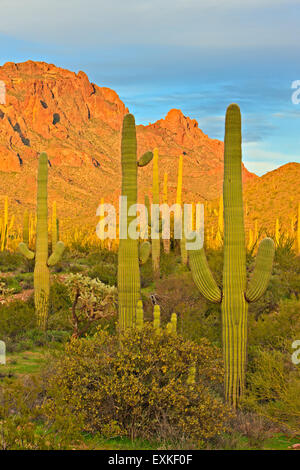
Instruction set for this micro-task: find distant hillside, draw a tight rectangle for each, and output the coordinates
[0,60,298,237]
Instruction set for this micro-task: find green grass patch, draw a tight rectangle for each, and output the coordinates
[0,348,46,379]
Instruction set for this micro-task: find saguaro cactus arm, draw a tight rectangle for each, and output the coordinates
[138,151,153,167]
[245,237,275,303]
[139,241,151,265]
[48,241,65,266]
[18,242,35,260]
[189,248,222,303]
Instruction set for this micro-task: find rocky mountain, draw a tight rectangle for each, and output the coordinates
[0,60,298,235]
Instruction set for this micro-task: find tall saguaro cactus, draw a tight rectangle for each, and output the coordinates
[152,148,160,277]
[23,209,29,246]
[118,114,153,329]
[162,173,170,253]
[19,153,65,330]
[176,155,188,264]
[187,104,274,408]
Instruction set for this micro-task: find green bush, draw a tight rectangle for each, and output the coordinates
[45,325,231,447]
[248,298,300,351]
[0,378,81,449]
[0,300,35,338]
[2,276,22,294]
[140,257,154,288]
[0,251,23,272]
[242,347,300,433]
[15,272,34,290]
[85,250,117,266]
[88,261,117,286]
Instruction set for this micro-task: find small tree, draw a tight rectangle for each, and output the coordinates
[64,274,117,338]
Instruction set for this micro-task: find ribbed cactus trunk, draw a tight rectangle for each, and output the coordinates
[187,104,274,408]
[152,148,160,278]
[222,105,247,407]
[163,173,170,253]
[118,114,140,329]
[117,114,153,329]
[19,153,65,331]
[34,153,50,331]
[51,201,57,250]
[1,196,8,252]
[23,209,29,246]
[216,195,224,247]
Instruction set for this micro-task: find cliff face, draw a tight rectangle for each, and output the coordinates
[3,60,297,234]
[0,60,128,172]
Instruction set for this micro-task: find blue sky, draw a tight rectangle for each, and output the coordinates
[0,0,300,175]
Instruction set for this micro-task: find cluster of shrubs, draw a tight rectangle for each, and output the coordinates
[0,236,299,448]
[0,325,231,449]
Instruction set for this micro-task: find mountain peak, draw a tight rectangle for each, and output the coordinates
[0,60,257,215]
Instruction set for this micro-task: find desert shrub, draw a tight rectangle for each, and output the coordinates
[155,272,221,345]
[15,272,34,290]
[85,249,117,266]
[63,273,117,337]
[274,236,296,269]
[249,298,300,351]
[49,280,71,314]
[155,272,202,320]
[140,258,154,288]
[180,303,222,346]
[88,261,117,286]
[45,325,231,447]
[0,251,23,272]
[0,378,81,450]
[5,329,70,353]
[205,248,223,286]
[242,347,300,433]
[160,252,185,278]
[0,280,15,300]
[247,249,300,319]
[211,411,275,450]
[2,276,22,294]
[0,300,35,339]
[68,263,86,274]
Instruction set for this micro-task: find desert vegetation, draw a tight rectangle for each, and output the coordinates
[0,105,299,450]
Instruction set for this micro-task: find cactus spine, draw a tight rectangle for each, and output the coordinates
[19,153,65,330]
[152,148,160,277]
[117,114,153,329]
[188,105,274,408]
